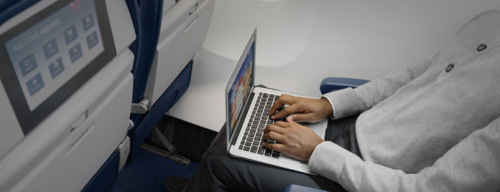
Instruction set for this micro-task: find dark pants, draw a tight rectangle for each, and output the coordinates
[184,115,360,192]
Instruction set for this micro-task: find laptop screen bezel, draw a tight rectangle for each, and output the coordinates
[225,28,257,151]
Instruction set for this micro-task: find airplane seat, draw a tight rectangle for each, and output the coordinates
[124,0,215,162]
[84,0,164,190]
[284,184,328,192]
[0,0,135,191]
[125,0,162,106]
[320,77,370,94]
[0,0,39,25]
[124,0,162,136]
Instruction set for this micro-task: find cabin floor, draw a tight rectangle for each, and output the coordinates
[111,116,217,192]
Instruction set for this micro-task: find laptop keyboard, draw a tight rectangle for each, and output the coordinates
[239,92,281,158]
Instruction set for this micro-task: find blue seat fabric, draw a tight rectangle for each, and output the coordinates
[320,77,369,94]
[0,0,39,25]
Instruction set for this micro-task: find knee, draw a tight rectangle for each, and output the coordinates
[203,155,230,175]
[195,155,237,191]
[197,140,231,173]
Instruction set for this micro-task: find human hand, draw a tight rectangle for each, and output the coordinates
[269,94,333,123]
[262,117,324,161]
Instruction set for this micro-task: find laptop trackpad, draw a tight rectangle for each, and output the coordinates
[301,119,327,139]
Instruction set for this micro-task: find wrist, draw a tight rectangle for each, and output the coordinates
[307,141,325,162]
[321,96,335,119]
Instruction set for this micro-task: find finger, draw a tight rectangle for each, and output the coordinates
[288,113,315,123]
[263,124,286,134]
[269,94,294,117]
[262,131,285,142]
[269,96,285,116]
[272,120,289,128]
[261,142,286,153]
[272,103,302,120]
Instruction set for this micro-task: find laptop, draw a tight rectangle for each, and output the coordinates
[225,28,328,174]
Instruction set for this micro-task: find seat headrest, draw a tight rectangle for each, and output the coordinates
[0,0,39,25]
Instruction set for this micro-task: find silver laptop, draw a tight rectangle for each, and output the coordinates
[225,28,328,174]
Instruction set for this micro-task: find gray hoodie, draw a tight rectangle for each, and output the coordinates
[311,10,500,192]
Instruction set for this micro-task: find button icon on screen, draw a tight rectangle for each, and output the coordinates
[49,58,65,79]
[19,53,38,76]
[87,31,99,50]
[69,44,83,63]
[82,14,95,32]
[43,39,59,59]
[26,73,45,96]
[64,25,78,45]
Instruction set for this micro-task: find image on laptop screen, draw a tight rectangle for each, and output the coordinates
[227,42,255,138]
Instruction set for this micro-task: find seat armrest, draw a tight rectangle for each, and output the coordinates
[320,77,369,94]
[283,184,328,192]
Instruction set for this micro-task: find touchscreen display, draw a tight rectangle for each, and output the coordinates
[5,0,103,111]
[0,0,115,134]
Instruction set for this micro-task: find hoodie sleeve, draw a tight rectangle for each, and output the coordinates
[323,60,431,119]
[308,117,500,192]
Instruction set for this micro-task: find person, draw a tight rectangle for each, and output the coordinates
[167,10,500,192]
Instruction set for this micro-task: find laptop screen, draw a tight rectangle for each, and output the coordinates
[226,30,256,144]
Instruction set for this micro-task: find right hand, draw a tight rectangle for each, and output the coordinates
[269,94,333,123]
[262,118,324,161]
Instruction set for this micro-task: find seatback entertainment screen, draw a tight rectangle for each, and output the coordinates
[0,0,116,134]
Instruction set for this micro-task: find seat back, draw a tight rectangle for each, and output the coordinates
[125,0,215,159]
[0,0,39,25]
[126,0,163,104]
[0,0,135,191]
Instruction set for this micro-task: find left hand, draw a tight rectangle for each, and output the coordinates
[269,94,332,123]
[262,117,324,162]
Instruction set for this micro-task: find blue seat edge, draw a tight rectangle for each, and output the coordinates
[320,77,369,94]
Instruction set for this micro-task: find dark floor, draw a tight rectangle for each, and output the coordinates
[109,116,217,192]
[110,147,198,192]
